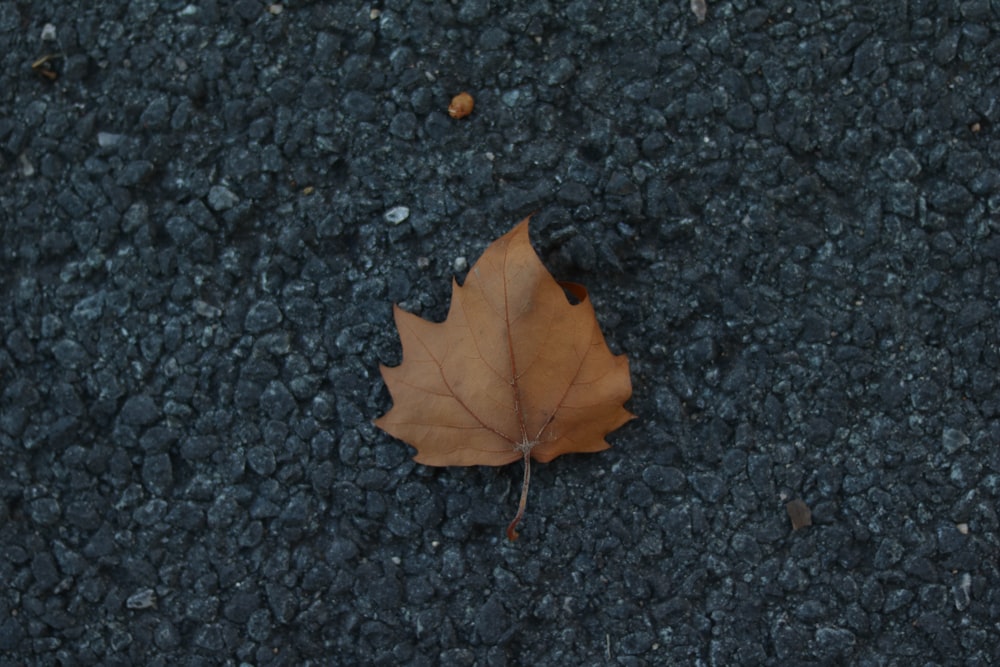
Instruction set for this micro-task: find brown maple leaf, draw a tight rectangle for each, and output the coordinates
[375,217,634,540]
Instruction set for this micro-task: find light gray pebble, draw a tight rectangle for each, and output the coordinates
[207,185,240,211]
[245,301,282,334]
[384,206,410,224]
[126,588,157,610]
[941,427,969,454]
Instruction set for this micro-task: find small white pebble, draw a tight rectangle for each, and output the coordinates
[956,523,969,535]
[126,588,157,610]
[453,256,468,272]
[41,23,57,41]
[384,206,410,224]
[268,3,283,14]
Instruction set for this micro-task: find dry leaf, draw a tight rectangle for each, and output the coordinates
[375,217,634,539]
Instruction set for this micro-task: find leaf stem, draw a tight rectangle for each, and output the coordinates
[506,449,531,541]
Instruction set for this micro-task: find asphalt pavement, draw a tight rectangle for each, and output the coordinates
[1,1,999,664]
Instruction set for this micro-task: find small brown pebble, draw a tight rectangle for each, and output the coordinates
[448,92,475,119]
[786,498,812,531]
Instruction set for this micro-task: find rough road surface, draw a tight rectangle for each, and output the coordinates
[2,2,999,665]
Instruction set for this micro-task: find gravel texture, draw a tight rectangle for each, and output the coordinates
[2,1,1000,665]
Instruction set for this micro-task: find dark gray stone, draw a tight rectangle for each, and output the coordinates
[342,90,375,119]
[260,381,296,420]
[141,452,173,495]
[27,498,61,526]
[247,445,276,476]
[881,148,921,179]
[120,395,160,426]
[690,472,725,503]
[0,2,18,32]
[116,160,154,186]
[51,339,89,368]
[544,57,576,86]
[642,465,686,493]
[140,96,170,130]
[620,631,654,655]
[474,596,508,644]
[245,301,283,334]
[180,435,221,461]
